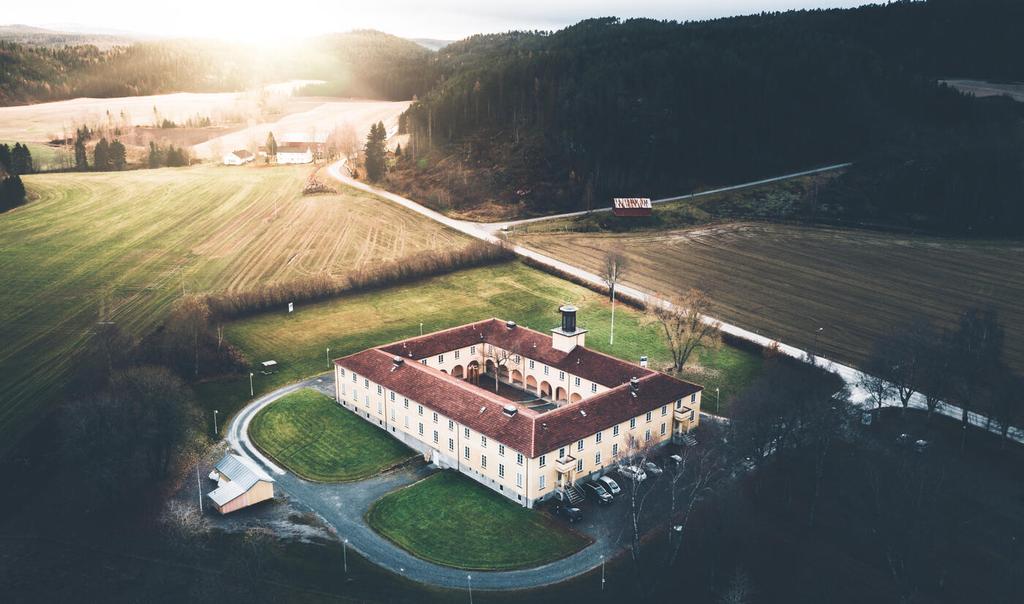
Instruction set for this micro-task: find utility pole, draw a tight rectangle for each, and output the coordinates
[213,409,219,436]
[249,372,255,397]
[196,465,203,513]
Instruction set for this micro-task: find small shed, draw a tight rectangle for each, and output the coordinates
[223,149,255,166]
[207,453,275,514]
[612,197,653,217]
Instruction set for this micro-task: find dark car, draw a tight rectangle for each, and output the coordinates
[552,504,584,523]
[584,481,613,504]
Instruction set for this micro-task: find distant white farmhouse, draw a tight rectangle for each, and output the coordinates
[222,149,255,166]
[276,143,314,165]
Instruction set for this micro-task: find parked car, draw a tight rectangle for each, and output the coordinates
[598,475,621,495]
[618,465,647,482]
[584,482,613,504]
[643,461,663,476]
[552,504,583,523]
[669,454,683,466]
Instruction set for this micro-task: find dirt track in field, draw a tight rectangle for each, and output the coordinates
[515,222,1024,372]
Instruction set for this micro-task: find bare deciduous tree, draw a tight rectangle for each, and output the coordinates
[648,289,721,372]
[601,251,628,302]
[483,342,518,393]
[166,295,211,378]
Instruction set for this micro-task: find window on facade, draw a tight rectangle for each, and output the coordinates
[404,398,409,409]
[645,429,651,442]
[630,418,637,429]
[481,455,487,468]
[691,393,697,403]
[418,405,423,416]
[340,369,346,378]
[498,444,505,456]
[517,472,523,487]
[577,439,584,452]
[544,366,549,375]
[676,399,683,409]
[660,423,666,436]
[481,436,487,448]
[558,447,565,458]
[529,360,535,369]
[448,419,454,430]
[389,392,395,401]
[575,376,581,387]
[661,405,668,416]
[646,411,652,422]
[595,451,601,465]
[576,458,583,472]
[559,371,565,381]
[612,443,619,457]
[432,412,438,423]
[613,425,620,436]
[404,416,409,428]
[470,345,476,354]
[377,385,382,395]
[499,464,505,478]
[352,373,357,383]
[377,401,382,414]
[539,455,546,467]
[539,475,546,489]
[591,383,598,393]
[418,423,424,436]
[438,354,444,363]
[596,431,602,444]
[514,355,520,364]
[464,427,470,438]
[433,430,439,443]
[464,447,470,460]
[449,438,455,451]
[420,359,427,365]
[390,408,395,421]
[516,452,524,465]
[363,378,368,388]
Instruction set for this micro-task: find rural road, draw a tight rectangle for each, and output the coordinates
[225,374,625,591]
[326,159,1024,444]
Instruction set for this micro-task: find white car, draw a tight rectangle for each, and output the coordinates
[618,465,648,482]
[598,475,621,495]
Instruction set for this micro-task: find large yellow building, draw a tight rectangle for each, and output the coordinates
[334,306,702,508]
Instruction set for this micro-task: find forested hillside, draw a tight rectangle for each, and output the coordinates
[0,31,431,105]
[392,0,1024,233]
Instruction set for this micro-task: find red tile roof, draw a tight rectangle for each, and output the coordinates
[337,318,703,457]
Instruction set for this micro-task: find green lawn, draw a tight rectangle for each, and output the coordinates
[249,389,414,482]
[198,261,764,431]
[367,471,591,570]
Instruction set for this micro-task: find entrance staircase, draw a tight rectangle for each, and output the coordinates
[563,483,585,505]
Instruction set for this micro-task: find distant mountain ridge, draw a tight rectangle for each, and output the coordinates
[0,24,136,48]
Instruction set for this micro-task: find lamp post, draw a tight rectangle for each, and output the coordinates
[467,574,473,604]
[813,326,824,363]
[249,372,254,397]
[327,346,331,370]
[600,554,606,591]
[609,286,616,346]
[213,409,219,436]
[715,387,720,415]
[343,538,348,575]
[420,322,424,336]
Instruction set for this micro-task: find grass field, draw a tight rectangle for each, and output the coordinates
[249,389,413,482]
[0,164,470,453]
[366,471,591,570]
[198,262,761,433]
[513,222,1024,373]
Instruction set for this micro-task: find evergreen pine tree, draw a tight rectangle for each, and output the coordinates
[110,140,127,170]
[93,138,110,171]
[364,122,388,182]
[0,144,12,173]
[395,143,402,157]
[74,137,89,171]
[11,143,33,174]
[1,175,27,211]
[148,142,161,168]
[266,132,278,158]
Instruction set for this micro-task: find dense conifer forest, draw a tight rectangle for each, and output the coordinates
[394,0,1024,234]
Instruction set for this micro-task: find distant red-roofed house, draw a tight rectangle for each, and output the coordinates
[612,197,653,217]
[333,306,702,508]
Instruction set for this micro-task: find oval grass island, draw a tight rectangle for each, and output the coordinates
[249,389,415,482]
[366,471,592,571]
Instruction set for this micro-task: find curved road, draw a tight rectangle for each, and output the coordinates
[226,375,624,590]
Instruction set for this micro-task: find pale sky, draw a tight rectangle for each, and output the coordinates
[7,1,869,41]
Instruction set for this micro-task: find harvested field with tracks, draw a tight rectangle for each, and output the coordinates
[514,223,1024,372]
[0,164,469,450]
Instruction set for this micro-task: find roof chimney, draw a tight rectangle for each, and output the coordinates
[559,305,578,333]
[629,376,640,398]
[392,356,405,370]
[502,404,518,417]
[506,321,517,329]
